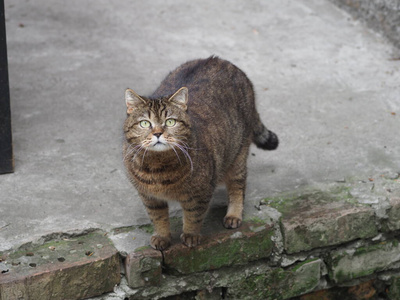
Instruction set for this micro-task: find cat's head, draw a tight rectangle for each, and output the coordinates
[123,87,191,152]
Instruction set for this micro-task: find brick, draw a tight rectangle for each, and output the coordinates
[328,239,400,283]
[265,190,378,254]
[125,247,162,289]
[0,231,120,300]
[228,259,322,300]
[163,222,275,275]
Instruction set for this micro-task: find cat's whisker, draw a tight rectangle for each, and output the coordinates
[124,143,141,161]
[170,144,183,165]
[171,142,193,172]
[128,144,142,153]
[173,137,202,151]
[140,147,149,169]
[128,144,147,163]
[130,148,142,162]
[171,137,189,148]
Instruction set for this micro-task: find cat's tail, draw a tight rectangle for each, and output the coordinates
[253,114,279,150]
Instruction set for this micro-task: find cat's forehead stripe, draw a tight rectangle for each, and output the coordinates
[147,99,170,119]
[160,103,167,116]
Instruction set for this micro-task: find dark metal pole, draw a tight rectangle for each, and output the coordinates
[0,0,14,174]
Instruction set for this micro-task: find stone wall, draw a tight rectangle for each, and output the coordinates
[328,0,400,51]
[116,173,400,300]
[1,173,399,300]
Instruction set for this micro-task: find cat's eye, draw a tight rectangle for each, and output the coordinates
[139,120,151,128]
[165,119,176,127]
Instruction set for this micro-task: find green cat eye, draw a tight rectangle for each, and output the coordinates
[139,120,151,128]
[165,119,176,127]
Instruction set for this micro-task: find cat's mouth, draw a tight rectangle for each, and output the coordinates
[147,134,169,151]
[151,141,170,152]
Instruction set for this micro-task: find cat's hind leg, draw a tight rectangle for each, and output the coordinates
[223,146,250,229]
[141,195,171,250]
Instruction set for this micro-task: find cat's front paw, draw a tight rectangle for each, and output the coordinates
[150,235,171,250]
[180,233,201,247]
[223,216,242,229]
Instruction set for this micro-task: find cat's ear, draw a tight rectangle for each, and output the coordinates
[168,87,188,111]
[125,88,146,114]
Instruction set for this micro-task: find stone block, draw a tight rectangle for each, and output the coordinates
[0,231,120,300]
[125,246,162,289]
[264,190,378,254]
[387,197,400,231]
[227,259,322,300]
[163,222,275,275]
[388,274,400,300]
[328,239,400,283]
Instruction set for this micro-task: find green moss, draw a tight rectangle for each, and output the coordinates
[334,270,346,283]
[330,239,400,283]
[112,225,136,234]
[244,236,273,258]
[334,268,376,283]
[245,216,267,225]
[232,272,282,300]
[165,228,274,275]
[134,245,153,253]
[284,260,321,298]
[353,241,393,257]
[354,246,373,256]
[353,269,375,279]
[329,253,345,269]
[170,237,244,274]
[230,260,320,299]
[8,232,104,260]
[330,249,374,282]
[262,186,355,218]
[267,184,378,254]
[5,231,114,270]
[138,224,154,235]
[291,258,319,272]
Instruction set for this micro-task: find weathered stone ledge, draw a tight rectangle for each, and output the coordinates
[1,173,399,299]
[0,231,120,300]
[111,173,400,300]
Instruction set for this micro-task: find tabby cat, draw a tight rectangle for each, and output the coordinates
[123,57,278,250]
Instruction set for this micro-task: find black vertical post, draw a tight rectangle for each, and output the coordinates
[0,0,14,174]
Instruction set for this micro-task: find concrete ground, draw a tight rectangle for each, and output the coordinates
[1,0,399,252]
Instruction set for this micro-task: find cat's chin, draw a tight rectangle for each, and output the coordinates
[150,143,170,152]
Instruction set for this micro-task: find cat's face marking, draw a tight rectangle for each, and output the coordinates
[124,87,190,153]
[137,116,179,152]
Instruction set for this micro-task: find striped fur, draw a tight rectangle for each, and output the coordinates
[123,57,278,250]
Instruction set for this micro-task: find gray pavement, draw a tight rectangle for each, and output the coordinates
[1,0,399,252]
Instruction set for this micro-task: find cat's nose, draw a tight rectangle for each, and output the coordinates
[153,132,162,138]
